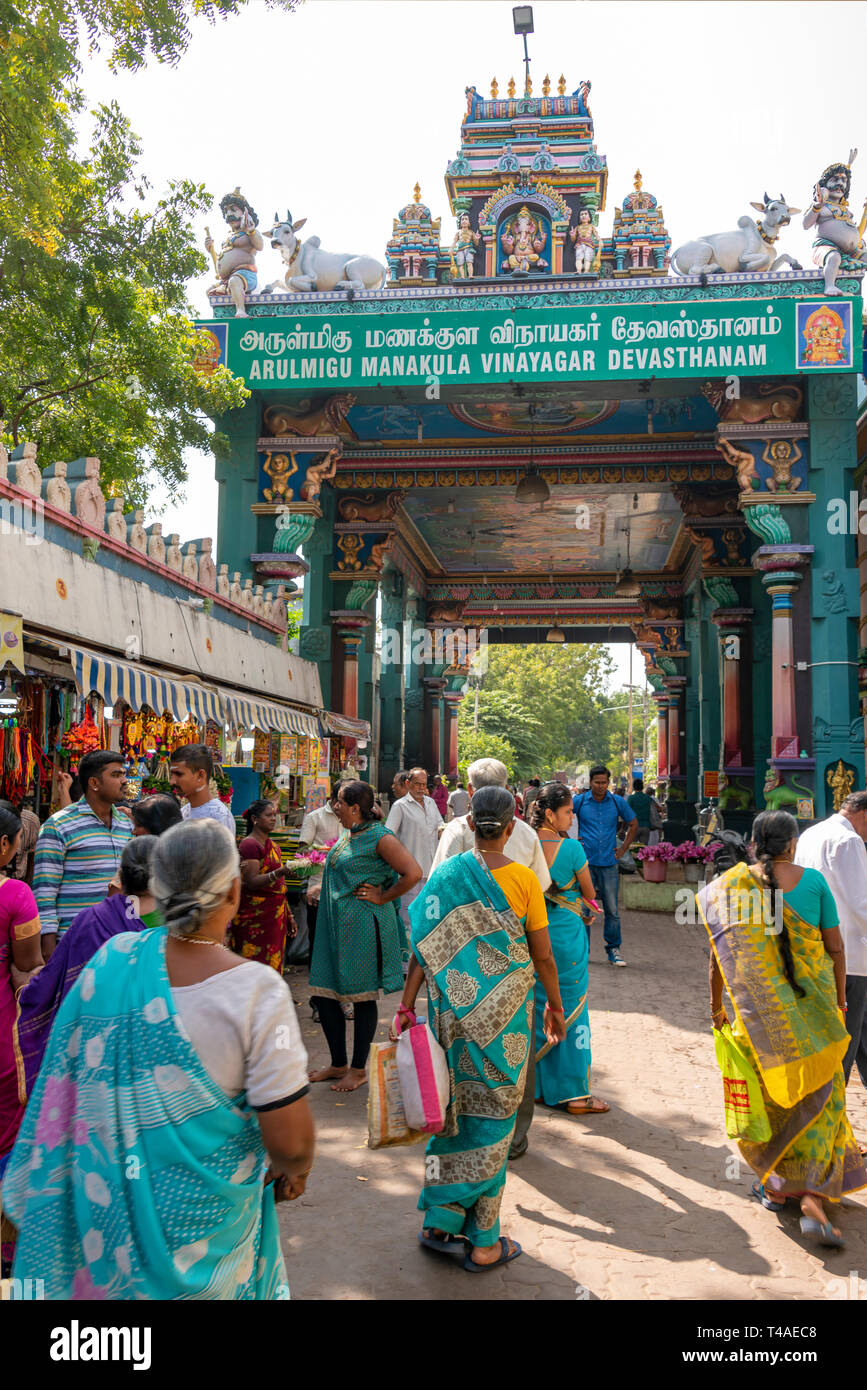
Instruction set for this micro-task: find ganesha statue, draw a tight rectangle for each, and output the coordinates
[500,206,548,274]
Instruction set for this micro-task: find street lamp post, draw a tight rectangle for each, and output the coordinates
[512,5,534,96]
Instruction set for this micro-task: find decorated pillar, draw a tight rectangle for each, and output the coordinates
[334,624,365,719]
[378,572,406,791]
[807,374,862,810]
[424,678,446,775]
[652,693,668,781]
[664,679,686,777]
[717,415,817,813]
[742,500,815,811]
[403,595,425,768]
[443,691,463,781]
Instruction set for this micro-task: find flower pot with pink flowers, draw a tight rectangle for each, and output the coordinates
[673,840,714,883]
[635,840,677,882]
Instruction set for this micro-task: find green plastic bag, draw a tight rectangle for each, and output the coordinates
[713,1023,772,1142]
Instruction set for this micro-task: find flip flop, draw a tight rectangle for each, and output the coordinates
[799,1216,845,1249]
[418,1230,469,1255]
[463,1237,522,1272]
[565,1097,610,1116]
[751,1181,786,1212]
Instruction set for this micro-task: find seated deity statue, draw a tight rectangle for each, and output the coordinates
[500,207,548,274]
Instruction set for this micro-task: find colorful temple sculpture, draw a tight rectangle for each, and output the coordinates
[194,56,866,829]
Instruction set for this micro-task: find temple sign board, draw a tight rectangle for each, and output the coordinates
[199,295,861,390]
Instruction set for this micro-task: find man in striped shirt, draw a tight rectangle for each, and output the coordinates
[33,750,133,958]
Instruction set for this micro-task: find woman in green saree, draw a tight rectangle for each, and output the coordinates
[308,781,421,1093]
[399,786,566,1272]
[699,810,866,1249]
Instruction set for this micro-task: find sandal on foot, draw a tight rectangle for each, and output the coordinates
[799,1216,845,1249]
[418,1230,469,1255]
[463,1237,522,1272]
[752,1182,786,1212]
[565,1096,610,1116]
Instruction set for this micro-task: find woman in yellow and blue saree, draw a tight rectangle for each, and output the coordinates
[698,810,866,1249]
[400,786,567,1273]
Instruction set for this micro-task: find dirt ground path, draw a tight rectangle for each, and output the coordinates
[277,909,867,1300]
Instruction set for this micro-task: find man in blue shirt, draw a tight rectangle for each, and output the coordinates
[573,764,638,967]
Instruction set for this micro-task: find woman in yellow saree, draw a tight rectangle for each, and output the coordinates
[699,810,866,1248]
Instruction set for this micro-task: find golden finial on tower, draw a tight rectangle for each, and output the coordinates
[507,76,516,98]
[634,169,643,192]
[525,75,532,97]
[490,77,498,98]
[413,182,422,203]
[558,74,566,95]
[542,74,551,97]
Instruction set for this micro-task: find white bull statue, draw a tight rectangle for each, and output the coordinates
[266,212,387,294]
[671,194,802,276]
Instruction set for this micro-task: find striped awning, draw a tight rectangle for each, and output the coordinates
[217,687,320,738]
[319,710,371,740]
[66,643,223,725]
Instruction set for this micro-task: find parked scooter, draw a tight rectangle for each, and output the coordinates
[693,799,749,880]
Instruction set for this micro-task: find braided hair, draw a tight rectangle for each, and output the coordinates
[752,810,804,999]
[528,781,572,832]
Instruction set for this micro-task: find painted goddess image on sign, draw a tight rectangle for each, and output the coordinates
[796,301,852,368]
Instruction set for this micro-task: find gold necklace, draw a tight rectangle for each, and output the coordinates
[170,934,224,948]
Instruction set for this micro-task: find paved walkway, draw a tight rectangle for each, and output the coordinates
[277,909,867,1300]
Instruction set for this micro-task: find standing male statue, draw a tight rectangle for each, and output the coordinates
[803,152,867,295]
[205,189,263,318]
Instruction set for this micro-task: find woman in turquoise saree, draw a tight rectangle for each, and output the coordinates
[400,786,566,1272]
[3,819,315,1299]
[529,782,610,1116]
[700,811,866,1250]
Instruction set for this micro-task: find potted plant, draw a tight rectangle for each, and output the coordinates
[635,840,676,882]
[673,840,713,883]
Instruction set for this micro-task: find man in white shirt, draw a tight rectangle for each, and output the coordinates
[447,781,470,821]
[299,792,341,954]
[795,791,867,1091]
[430,757,552,1162]
[432,759,551,890]
[385,766,443,937]
[169,744,237,834]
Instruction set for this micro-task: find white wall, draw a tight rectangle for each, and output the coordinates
[6,526,323,708]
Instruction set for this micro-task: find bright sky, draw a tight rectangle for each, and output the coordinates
[79,0,865,691]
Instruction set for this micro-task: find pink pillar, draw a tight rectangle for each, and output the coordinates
[654,695,669,780]
[444,694,462,780]
[711,612,752,769]
[338,630,363,719]
[762,572,801,758]
[667,693,681,776]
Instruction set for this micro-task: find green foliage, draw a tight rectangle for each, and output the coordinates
[457,689,543,781]
[476,644,617,776]
[0,0,298,500]
[457,731,517,785]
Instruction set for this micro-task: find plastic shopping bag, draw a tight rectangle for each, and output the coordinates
[367,1041,428,1149]
[395,1013,450,1135]
[713,1023,771,1142]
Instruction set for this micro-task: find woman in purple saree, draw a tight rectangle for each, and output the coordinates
[15,836,161,1099]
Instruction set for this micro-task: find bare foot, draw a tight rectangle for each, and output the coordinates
[309,1065,348,1084]
[331,1067,367,1092]
[801,1193,840,1238]
[470,1236,519,1266]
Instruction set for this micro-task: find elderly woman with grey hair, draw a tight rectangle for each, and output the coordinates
[4,819,315,1300]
